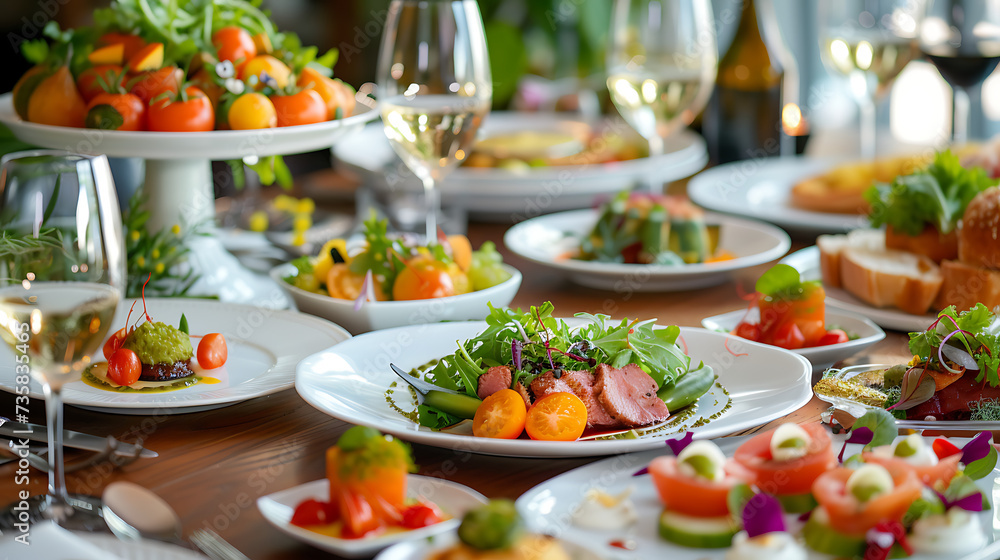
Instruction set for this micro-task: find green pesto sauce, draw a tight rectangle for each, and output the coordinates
[122,321,193,364]
[385,380,420,423]
[82,366,203,393]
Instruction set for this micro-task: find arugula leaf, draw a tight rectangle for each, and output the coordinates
[909,304,1000,386]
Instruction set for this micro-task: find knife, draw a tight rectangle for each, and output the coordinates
[0,419,157,459]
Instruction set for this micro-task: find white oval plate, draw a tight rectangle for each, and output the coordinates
[701,307,886,373]
[375,531,605,560]
[0,298,350,414]
[295,322,812,458]
[503,210,791,292]
[257,475,487,558]
[0,521,206,560]
[688,156,870,237]
[780,246,937,332]
[270,264,522,335]
[333,114,708,220]
[515,434,997,560]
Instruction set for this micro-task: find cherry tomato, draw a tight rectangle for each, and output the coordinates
[270,89,327,127]
[392,258,456,301]
[86,92,145,131]
[732,321,761,342]
[108,348,141,386]
[103,328,127,361]
[241,54,291,89]
[77,64,125,102]
[147,87,214,132]
[212,26,257,67]
[290,498,338,527]
[227,92,276,130]
[97,32,146,61]
[771,322,805,350]
[128,66,183,104]
[932,438,962,459]
[197,333,227,369]
[525,392,588,441]
[400,502,443,529]
[472,389,526,439]
[297,67,356,119]
[817,328,849,346]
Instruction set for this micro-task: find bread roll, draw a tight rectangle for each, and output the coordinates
[936,259,1000,311]
[958,186,1000,269]
[817,230,885,289]
[840,245,942,315]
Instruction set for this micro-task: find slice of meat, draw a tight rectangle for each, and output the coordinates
[530,370,619,429]
[139,359,195,382]
[594,363,670,427]
[476,366,512,400]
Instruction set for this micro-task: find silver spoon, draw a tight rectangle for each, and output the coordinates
[102,481,183,544]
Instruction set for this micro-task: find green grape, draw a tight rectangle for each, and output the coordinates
[468,242,510,290]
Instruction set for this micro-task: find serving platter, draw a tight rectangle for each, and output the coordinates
[503,210,791,291]
[295,321,812,458]
[0,298,350,414]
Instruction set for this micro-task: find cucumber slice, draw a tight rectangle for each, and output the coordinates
[802,509,866,557]
[423,390,481,419]
[774,492,818,513]
[668,218,712,264]
[658,509,739,548]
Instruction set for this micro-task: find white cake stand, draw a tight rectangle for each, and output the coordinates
[0,93,378,306]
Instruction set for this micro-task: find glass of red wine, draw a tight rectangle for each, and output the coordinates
[920,0,1000,145]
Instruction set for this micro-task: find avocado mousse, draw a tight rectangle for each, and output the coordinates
[121,321,195,381]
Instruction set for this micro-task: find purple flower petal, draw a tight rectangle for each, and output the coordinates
[838,427,874,462]
[511,340,523,372]
[961,432,993,464]
[632,466,649,477]
[743,493,786,537]
[935,489,984,512]
[666,432,694,456]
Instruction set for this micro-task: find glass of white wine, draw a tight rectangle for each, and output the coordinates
[819,0,922,158]
[376,0,492,242]
[0,151,125,529]
[607,0,717,186]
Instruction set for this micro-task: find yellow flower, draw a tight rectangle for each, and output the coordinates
[292,233,306,246]
[152,249,160,259]
[296,198,315,214]
[171,224,181,235]
[293,215,311,232]
[130,230,141,242]
[249,211,269,232]
[137,256,146,267]
[273,195,296,212]
[155,263,165,274]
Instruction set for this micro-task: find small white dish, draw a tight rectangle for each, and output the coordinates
[375,531,606,560]
[503,210,790,292]
[257,475,487,558]
[270,263,522,334]
[701,307,886,373]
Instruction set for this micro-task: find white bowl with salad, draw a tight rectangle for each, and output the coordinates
[272,214,521,334]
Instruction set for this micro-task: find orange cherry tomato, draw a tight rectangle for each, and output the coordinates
[212,26,257,67]
[26,66,86,128]
[228,92,277,130]
[861,452,961,489]
[77,64,125,102]
[297,67,356,119]
[524,392,588,441]
[197,333,227,369]
[392,258,456,301]
[270,89,327,127]
[107,348,141,386]
[649,456,743,518]
[241,54,291,89]
[732,423,836,497]
[102,327,127,361]
[812,464,922,536]
[128,66,183,104]
[472,389,526,439]
[86,92,145,131]
[97,32,146,61]
[147,87,214,132]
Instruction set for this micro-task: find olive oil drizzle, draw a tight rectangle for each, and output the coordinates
[82,365,215,393]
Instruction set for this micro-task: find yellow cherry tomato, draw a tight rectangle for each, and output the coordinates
[228,92,277,130]
[240,55,291,89]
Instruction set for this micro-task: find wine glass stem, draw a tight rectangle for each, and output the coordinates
[953,86,970,145]
[421,176,439,243]
[644,135,665,194]
[42,381,69,508]
[859,94,877,160]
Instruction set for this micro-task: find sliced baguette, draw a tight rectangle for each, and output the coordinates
[817,229,885,289]
[840,245,942,315]
[935,259,1000,312]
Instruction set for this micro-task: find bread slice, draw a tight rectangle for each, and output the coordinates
[936,259,1000,311]
[817,229,885,289]
[840,244,942,315]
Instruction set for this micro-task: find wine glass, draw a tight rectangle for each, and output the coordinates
[607,0,717,177]
[920,0,1000,145]
[818,0,922,158]
[0,150,125,529]
[376,0,492,242]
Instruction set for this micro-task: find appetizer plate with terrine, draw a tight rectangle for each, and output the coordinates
[503,210,791,292]
[295,322,812,458]
[0,298,351,414]
[781,246,937,332]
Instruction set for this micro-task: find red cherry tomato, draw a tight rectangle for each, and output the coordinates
[197,333,228,369]
[732,321,762,342]
[212,26,257,67]
[270,89,327,127]
[147,87,214,132]
[290,498,338,527]
[400,502,443,529]
[77,64,125,102]
[932,438,962,459]
[86,92,145,131]
[108,348,141,386]
[771,322,805,350]
[817,328,849,346]
[128,66,183,104]
[102,328,127,361]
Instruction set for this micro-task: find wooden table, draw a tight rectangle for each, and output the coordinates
[0,222,912,559]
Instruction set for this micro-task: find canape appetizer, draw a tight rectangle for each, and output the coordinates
[430,500,569,560]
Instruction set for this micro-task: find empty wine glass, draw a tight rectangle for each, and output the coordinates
[0,150,125,530]
[376,0,492,242]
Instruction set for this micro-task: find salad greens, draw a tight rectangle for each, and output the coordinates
[909,304,1000,387]
[865,150,997,236]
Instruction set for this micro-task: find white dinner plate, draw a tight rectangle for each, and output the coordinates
[295,321,812,458]
[503,210,791,292]
[333,114,708,221]
[0,522,206,559]
[0,298,350,414]
[780,246,937,332]
[375,531,605,560]
[257,475,487,558]
[688,156,870,236]
[516,434,998,560]
[701,307,885,373]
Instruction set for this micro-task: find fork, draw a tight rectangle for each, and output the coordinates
[190,529,250,560]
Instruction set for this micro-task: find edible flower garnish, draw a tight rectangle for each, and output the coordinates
[634,431,695,476]
[838,409,896,462]
[865,521,912,560]
[960,432,998,480]
[838,427,873,463]
[742,493,785,538]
